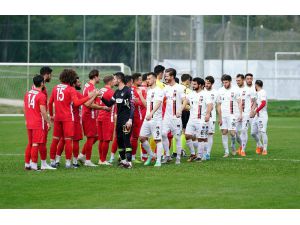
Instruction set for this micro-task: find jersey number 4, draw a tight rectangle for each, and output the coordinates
[56,87,65,101]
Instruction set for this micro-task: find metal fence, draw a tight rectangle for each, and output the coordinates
[1,15,300,99]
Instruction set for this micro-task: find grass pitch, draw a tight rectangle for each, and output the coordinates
[0,115,299,209]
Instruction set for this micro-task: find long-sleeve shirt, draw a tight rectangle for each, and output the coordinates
[101,85,134,122]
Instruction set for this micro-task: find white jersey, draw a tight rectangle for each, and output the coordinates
[217,86,240,117]
[146,86,164,121]
[238,85,256,115]
[164,83,186,119]
[187,90,212,122]
[256,89,268,117]
[205,88,218,122]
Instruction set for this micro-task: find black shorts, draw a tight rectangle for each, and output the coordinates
[181,110,190,129]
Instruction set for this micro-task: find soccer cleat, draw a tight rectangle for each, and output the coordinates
[108,158,114,164]
[50,161,57,168]
[171,152,177,158]
[195,157,202,162]
[181,150,187,157]
[24,166,31,171]
[205,153,210,160]
[78,155,86,164]
[41,164,57,170]
[154,161,161,167]
[133,159,142,164]
[241,150,246,157]
[55,162,60,167]
[223,153,229,158]
[161,156,172,164]
[72,163,80,168]
[98,160,112,166]
[175,158,181,165]
[231,149,237,156]
[84,161,98,167]
[144,156,152,166]
[187,154,197,162]
[256,147,263,154]
[238,146,242,156]
[262,150,268,155]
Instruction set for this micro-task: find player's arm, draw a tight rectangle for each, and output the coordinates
[177,97,187,118]
[217,102,222,125]
[71,88,97,107]
[238,97,243,122]
[136,88,146,107]
[100,91,116,107]
[40,105,51,130]
[125,89,135,130]
[48,91,54,121]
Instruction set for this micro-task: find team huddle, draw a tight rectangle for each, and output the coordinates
[23,65,268,170]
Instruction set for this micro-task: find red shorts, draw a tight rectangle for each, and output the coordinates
[27,129,46,144]
[53,121,74,138]
[132,117,143,138]
[74,121,83,141]
[97,120,114,141]
[82,117,97,138]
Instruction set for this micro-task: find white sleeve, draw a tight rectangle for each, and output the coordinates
[180,85,186,99]
[260,90,267,101]
[206,92,212,104]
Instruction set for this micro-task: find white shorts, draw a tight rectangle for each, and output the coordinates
[139,119,162,140]
[208,120,216,134]
[251,115,268,133]
[186,120,208,139]
[220,115,238,131]
[237,114,250,131]
[162,117,182,137]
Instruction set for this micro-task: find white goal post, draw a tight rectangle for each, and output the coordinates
[274,52,300,100]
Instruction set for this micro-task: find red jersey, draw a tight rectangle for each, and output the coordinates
[97,85,115,123]
[24,88,47,130]
[131,85,145,121]
[82,82,99,119]
[139,84,147,118]
[73,91,83,123]
[49,83,89,122]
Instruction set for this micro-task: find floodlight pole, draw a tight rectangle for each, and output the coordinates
[195,15,204,78]
[27,15,31,91]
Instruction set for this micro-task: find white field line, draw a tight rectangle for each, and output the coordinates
[0,153,299,163]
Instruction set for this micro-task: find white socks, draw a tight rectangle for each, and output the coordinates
[231,135,236,151]
[73,157,78,165]
[142,140,153,157]
[186,139,194,155]
[55,155,61,163]
[175,135,182,159]
[222,135,229,154]
[41,160,47,167]
[156,142,163,163]
[66,160,71,167]
[110,153,115,160]
[162,134,170,157]
[261,132,268,151]
[207,135,213,155]
[240,130,248,151]
[197,142,204,158]
[251,132,262,147]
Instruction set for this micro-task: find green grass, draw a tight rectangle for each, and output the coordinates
[0,116,299,208]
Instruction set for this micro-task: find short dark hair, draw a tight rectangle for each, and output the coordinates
[124,75,132,85]
[103,75,114,84]
[114,72,125,83]
[245,73,253,78]
[33,75,44,87]
[175,77,179,84]
[154,65,165,75]
[236,74,245,79]
[205,75,215,84]
[40,66,52,76]
[89,69,99,80]
[147,72,157,78]
[255,80,263,87]
[165,68,177,78]
[142,73,148,81]
[181,74,192,82]
[60,69,77,85]
[132,73,141,82]
[192,77,205,86]
[71,76,80,85]
[221,74,232,82]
